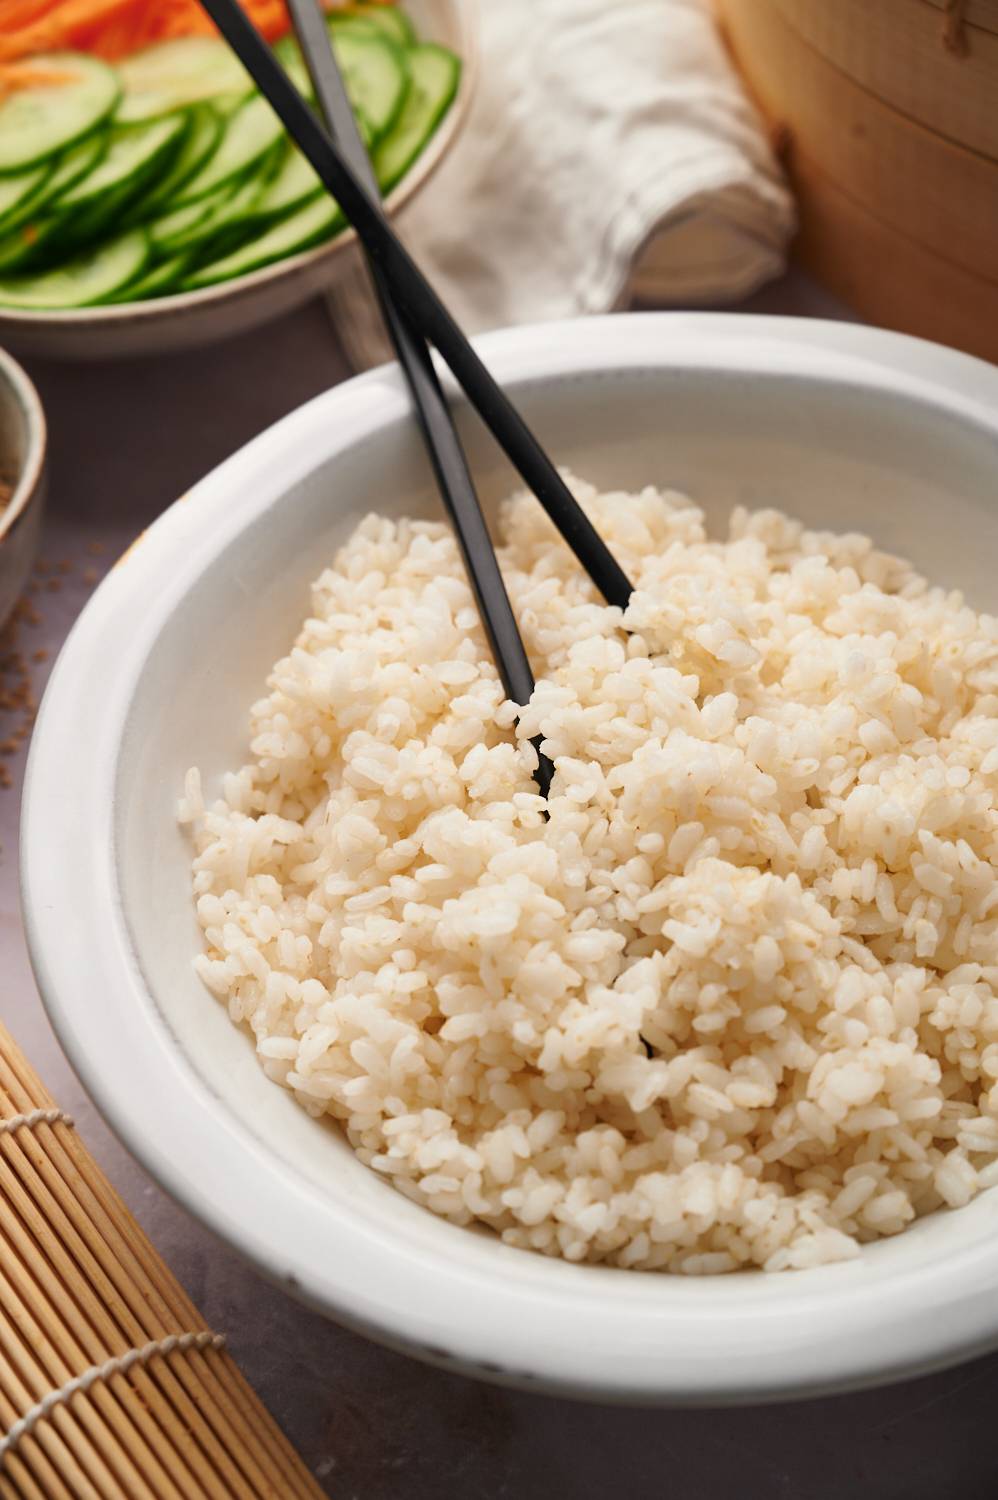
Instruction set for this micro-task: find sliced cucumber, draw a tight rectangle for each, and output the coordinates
[173,94,284,204]
[253,143,322,218]
[0,162,54,235]
[168,147,282,260]
[326,13,383,38]
[117,37,253,123]
[29,133,108,207]
[349,6,416,46]
[128,105,222,219]
[108,252,188,302]
[184,192,343,288]
[149,182,237,254]
[55,115,187,214]
[373,44,459,193]
[0,200,93,272]
[0,54,119,172]
[214,92,249,118]
[0,229,149,309]
[273,34,314,99]
[0,193,115,271]
[315,24,409,139]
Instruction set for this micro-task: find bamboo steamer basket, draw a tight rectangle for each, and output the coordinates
[793,154,998,358]
[767,0,998,158]
[715,0,998,363]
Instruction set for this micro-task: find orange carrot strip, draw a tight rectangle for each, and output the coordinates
[0,0,387,65]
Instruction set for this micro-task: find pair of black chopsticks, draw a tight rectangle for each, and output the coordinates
[199,0,636,793]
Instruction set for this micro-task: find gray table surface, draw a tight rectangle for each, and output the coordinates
[4,280,998,1500]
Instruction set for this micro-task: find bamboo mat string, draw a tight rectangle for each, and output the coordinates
[0,1112,72,1136]
[0,1022,327,1500]
[1,1332,226,1460]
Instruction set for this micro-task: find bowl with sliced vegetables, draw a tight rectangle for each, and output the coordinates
[0,1,475,359]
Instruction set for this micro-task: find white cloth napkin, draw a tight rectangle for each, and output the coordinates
[326,0,795,368]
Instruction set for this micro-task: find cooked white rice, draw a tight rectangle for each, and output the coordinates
[182,475,998,1273]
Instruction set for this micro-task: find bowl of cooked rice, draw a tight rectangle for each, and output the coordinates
[22,313,998,1402]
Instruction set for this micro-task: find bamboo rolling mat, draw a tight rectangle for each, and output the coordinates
[0,1020,327,1500]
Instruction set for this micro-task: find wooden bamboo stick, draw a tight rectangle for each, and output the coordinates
[0,1022,328,1499]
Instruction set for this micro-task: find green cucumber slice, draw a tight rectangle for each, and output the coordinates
[184,192,343,288]
[173,94,284,204]
[148,182,237,253]
[168,146,282,259]
[128,105,222,219]
[0,134,112,269]
[0,164,51,220]
[306,24,408,139]
[0,53,120,172]
[252,143,322,218]
[108,252,188,302]
[117,37,253,123]
[0,228,149,308]
[273,34,314,98]
[0,207,72,271]
[55,115,187,213]
[29,133,108,207]
[373,44,459,193]
[0,161,54,235]
[349,6,416,46]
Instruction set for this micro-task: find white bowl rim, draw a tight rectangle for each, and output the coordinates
[21,312,998,1405]
[0,343,46,542]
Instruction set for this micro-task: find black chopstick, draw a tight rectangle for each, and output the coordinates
[198,0,635,611]
[284,0,552,796]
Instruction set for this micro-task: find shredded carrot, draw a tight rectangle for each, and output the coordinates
[0,0,387,65]
[0,60,82,97]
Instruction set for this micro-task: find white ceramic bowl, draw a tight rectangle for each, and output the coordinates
[0,344,46,629]
[0,0,475,362]
[22,314,998,1404]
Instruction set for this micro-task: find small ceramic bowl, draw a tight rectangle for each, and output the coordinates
[0,0,476,362]
[21,314,998,1404]
[0,345,46,630]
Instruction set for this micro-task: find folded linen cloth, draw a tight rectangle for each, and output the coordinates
[326,0,795,368]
